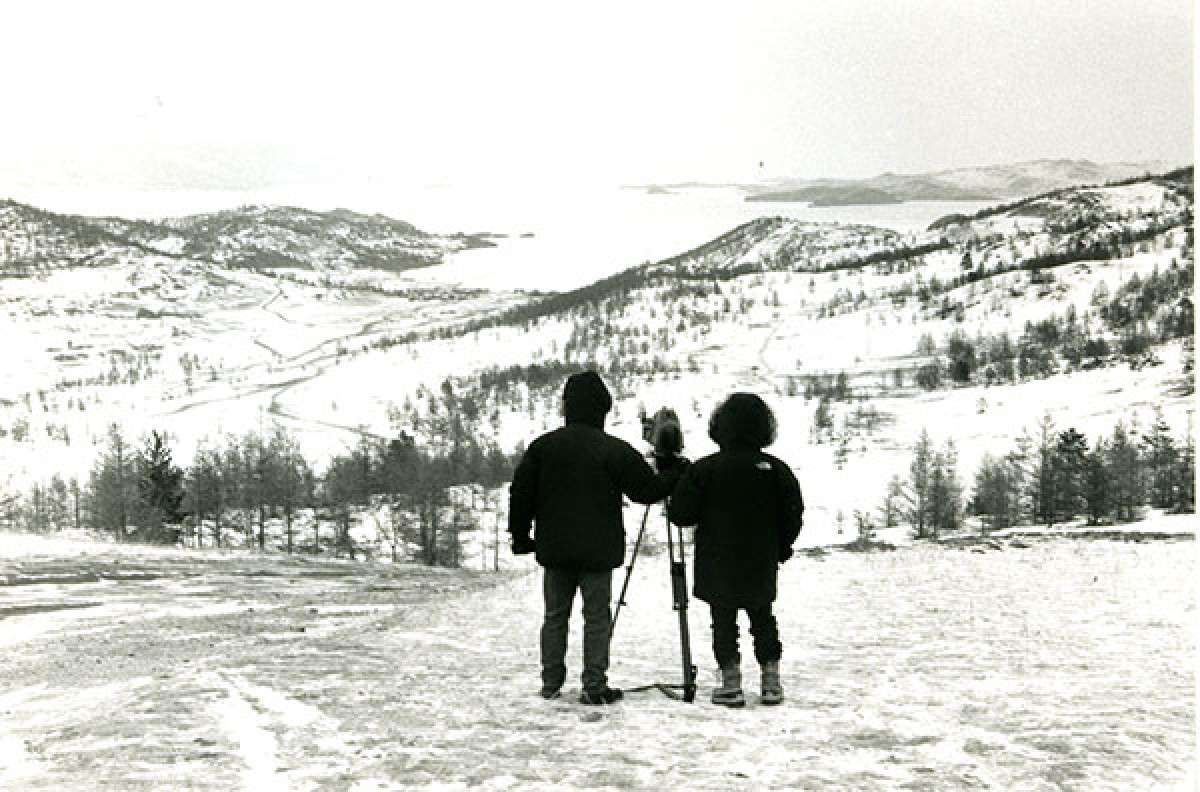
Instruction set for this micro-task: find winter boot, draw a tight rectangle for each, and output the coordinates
[760,661,783,706]
[579,686,624,705]
[711,664,746,708]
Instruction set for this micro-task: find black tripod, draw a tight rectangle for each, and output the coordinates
[611,499,698,702]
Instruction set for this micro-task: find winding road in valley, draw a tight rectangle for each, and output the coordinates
[158,278,523,444]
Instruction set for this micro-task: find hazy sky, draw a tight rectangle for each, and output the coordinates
[0,0,1193,197]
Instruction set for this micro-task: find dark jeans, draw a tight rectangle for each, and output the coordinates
[710,603,782,668]
[541,567,613,692]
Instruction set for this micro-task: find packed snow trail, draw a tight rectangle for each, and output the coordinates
[0,527,1194,790]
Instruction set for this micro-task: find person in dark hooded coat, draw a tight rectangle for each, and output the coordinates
[509,370,682,705]
[667,392,804,707]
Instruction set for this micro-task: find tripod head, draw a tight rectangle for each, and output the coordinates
[641,407,684,470]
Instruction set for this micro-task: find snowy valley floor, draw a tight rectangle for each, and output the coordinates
[0,523,1195,792]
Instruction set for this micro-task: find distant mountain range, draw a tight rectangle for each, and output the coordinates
[641,159,1176,207]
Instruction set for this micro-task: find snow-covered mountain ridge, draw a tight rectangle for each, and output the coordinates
[504,168,1191,319]
[0,200,496,275]
[743,158,1175,206]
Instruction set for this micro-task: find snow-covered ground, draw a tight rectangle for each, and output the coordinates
[0,522,1194,790]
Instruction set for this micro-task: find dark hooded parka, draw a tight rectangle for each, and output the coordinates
[667,394,804,608]
[508,371,677,572]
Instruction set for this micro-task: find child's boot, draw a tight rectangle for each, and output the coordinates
[711,664,746,708]
[761,660,783,706]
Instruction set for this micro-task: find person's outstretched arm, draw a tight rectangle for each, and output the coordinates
[665,461,702,527]
[612,441,681,505]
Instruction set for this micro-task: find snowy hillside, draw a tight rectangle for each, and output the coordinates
[0,201,496,275]
[162,205,498,271]
[373,169,1192,545]
[0,170,1193,551]
[0,201,535,493]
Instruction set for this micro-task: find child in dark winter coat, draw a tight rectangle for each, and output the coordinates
[667,392,804,707]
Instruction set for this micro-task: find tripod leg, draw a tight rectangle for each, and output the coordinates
[611,504,652,638]
[665,508,698,702]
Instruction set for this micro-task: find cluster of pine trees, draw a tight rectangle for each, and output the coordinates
[972,413,1194,533]
[16,427,186,543]
[5,381,520,567]
[879,431,966,540]
[876,412,1194,541]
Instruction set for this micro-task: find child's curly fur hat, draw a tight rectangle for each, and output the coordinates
[708,392,777,449]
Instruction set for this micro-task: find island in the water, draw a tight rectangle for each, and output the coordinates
[744,185,902,206]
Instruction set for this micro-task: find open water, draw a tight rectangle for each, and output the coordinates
[14,183,991,291]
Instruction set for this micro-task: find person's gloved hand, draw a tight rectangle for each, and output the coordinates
[652,453,691,492]
[654,453,690,473]
[511,535,536,555]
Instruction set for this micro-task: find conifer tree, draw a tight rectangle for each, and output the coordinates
[927,459,950,538]
[1174,430,1195,513]
[219,440,248,542]
[972,452,1022,533]
[1009,429,1034,521]
[265,425,312,554]
[942,438,964,531]
[87,424,136,539]
[1106,422,1142,523]
[906,429,934,539]
[136,430,185,543]
[1142,410,1179,509]
[879,475,905,531]
[46,475,70,532]
[185,446,226,547]
[1053,428,1089,522]
[1083,440,1113,525]
[1029,414,1059,526]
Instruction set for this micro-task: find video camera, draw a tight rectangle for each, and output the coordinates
[640,407,684,471]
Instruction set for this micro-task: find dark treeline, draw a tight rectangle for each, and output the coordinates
[7,381,520,567]
[972,412,1195,533]
[867,413,1195,543]
[814,240,953,275]
[470,358,685,416]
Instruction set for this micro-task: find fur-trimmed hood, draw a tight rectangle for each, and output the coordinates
[707,392,777,450]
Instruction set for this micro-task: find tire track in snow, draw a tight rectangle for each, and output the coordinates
[210,672,350,791]
[0,733,46,786]
[210,675,285,790]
